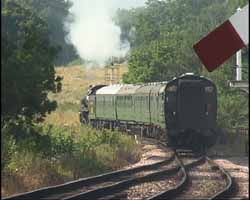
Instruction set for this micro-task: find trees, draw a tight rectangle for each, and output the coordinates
[118,0,249,83]
[2,0,61,122]
[121,0,203,83]
[117,0,249,128]
[15,0,78,66]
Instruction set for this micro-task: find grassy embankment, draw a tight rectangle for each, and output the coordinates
[1,64,139,197]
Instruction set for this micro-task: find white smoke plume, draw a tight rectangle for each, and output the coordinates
[66,0,133,66]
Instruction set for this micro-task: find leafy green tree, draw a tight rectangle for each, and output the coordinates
[119,0,249,82]
[16,0,78,66]
[118,0,249,129]
[2,0,61,122]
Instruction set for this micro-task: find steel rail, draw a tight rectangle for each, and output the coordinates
[207,157,234,200]
[66,151,204,200]
[158,154,233,200]
[3,152,175,200]
[63,163,182,200]
[4,138,234,200]
[148,151,205,200]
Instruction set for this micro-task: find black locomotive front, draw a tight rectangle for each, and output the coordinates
[165,74,217,149]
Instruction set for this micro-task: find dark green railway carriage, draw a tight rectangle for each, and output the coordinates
[133,85,153,124]
[116,85,141,122]
[89,83,168,130]
[149,84,166,128]
[84,73,217,149]
[93,85,122,120]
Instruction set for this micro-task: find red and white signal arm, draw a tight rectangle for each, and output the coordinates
[193,4,249,72]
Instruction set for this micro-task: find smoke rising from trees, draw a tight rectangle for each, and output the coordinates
[66,0,139,66]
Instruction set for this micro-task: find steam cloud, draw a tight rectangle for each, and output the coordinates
[66,0,131,66]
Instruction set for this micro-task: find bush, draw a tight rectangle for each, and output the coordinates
[1,124,17,170]
[1,120,53,171]
[1,122,141,197]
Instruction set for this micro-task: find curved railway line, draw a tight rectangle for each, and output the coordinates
[3,138,242,200]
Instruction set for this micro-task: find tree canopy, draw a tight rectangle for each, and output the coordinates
[115,0,249,128]
[2,0,62,122]
[15,0,79,66]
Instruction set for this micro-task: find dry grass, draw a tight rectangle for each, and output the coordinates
[2,155,68,196]
[45,64,128,126]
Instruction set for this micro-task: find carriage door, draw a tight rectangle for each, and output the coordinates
[179,80,204,128]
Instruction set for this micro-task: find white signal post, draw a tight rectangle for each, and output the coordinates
[236,49,242,81]
[229,6,249,93]
[236,7,242,81]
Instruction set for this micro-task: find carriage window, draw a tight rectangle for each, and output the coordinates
[167,85,177,92]
[205,86,213,93]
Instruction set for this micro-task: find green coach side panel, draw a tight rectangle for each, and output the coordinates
[150,84,167,128]
[134,85,155,124]
[159,85,167,128]
[95,85,122,120]
[116,85,141,121]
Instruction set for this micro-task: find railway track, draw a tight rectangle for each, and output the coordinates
[3,149,175,200]
[167,153,233,200]
[3,139,237,200]
[147,148,234,200]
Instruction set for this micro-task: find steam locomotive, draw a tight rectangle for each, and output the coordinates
[80,73,218,150]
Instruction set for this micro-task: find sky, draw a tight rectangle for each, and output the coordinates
[66,0,146,66]
[113,0,146,9]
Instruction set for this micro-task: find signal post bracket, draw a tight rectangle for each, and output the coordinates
[229,80,249,93]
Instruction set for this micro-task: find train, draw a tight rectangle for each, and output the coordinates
[79,73,218,151]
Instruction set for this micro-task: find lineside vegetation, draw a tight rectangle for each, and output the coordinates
[2,64,139,197]
[1,0,139,196]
